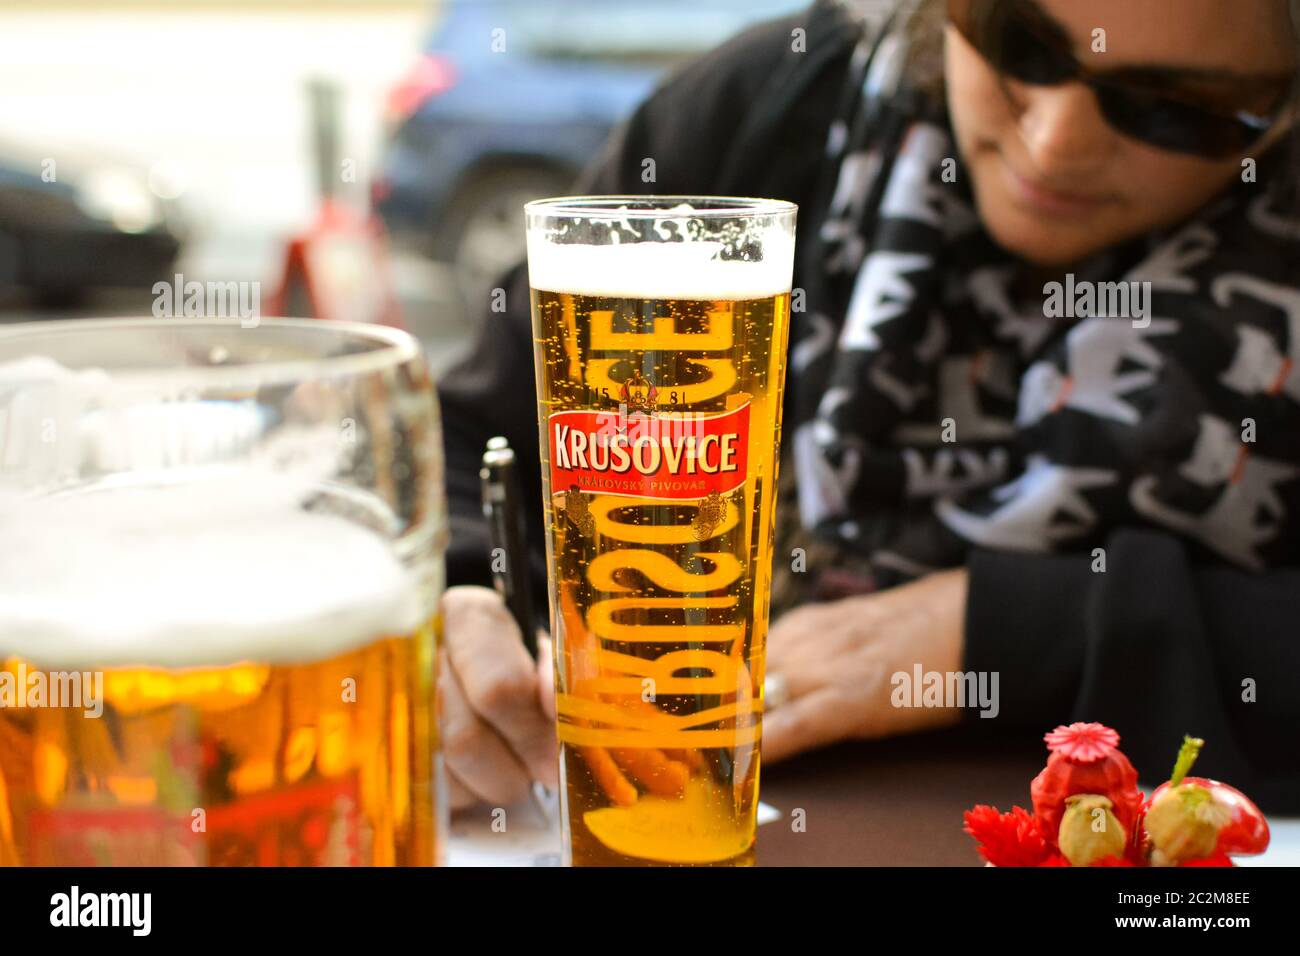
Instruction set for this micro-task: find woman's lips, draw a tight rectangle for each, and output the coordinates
[1000,155,1112,217]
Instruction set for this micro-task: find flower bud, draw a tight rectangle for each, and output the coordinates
[1144,782,1231,864]
[1058,794,1127,866]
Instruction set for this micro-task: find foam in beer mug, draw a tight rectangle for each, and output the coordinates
[0,476,422,670]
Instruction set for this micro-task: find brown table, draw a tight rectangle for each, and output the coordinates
[757,727,1046,866]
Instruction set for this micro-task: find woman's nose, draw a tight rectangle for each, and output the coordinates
[1016,82,1117,174]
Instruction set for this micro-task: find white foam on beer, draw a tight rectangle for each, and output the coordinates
[526,239,794,300]
[0,477,424,670]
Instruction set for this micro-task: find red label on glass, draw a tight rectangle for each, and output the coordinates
[27,805,202,867]
[548,403,750,501]
[25,776,362,866]
[207,776,363,867]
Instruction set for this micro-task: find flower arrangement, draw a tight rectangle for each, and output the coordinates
[963,723,1270,867]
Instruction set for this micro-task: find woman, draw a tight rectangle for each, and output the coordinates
[436,0,1300,813]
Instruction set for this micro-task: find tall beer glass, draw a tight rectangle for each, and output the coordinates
[0,318,446,866]
[525,196,796,866]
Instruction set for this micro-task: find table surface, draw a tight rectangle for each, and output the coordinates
[446,725,1297,866]
[756,728,1046,867]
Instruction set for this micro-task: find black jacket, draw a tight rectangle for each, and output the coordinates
[436,1,1300,811]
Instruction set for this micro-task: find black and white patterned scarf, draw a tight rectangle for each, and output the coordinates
[781,5,1300,597]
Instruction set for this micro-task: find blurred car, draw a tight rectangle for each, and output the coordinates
[0,155,182,308]
[374,0,807,299]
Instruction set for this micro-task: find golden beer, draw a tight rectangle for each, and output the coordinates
[0,483,439,867]
[526,197,796,866]
[0,318,449,867]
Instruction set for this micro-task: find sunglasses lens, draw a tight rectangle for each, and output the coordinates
[993,7,1075,85]
[956,0,1075,85]
[1096,84,1251,158]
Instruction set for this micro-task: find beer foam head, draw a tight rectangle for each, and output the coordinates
[526,237,794,300]
[0,477,424,669]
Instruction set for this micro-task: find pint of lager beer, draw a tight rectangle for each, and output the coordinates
[525,197,796,866]
[0,319,447,866]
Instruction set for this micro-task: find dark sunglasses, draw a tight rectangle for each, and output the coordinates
[947,0,1292,158]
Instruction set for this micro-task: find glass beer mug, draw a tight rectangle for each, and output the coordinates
[0,318,447,866]
[525,196,796,866]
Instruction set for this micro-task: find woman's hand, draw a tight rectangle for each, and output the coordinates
[761,568,969,764]
[438,585,558,811]
[436,568,967,805]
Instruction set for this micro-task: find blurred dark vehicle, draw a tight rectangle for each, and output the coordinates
[374,0,806,298]
[0,156,182,308]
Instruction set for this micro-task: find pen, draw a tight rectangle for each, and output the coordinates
[480,436,537,658]
[480,436,554,827]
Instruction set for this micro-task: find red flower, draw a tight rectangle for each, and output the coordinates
[1044,722,1121,763]
[1032,723,1144,847]
[963,805,1054,867]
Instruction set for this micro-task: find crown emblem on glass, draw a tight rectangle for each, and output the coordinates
[619,369,659,413]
